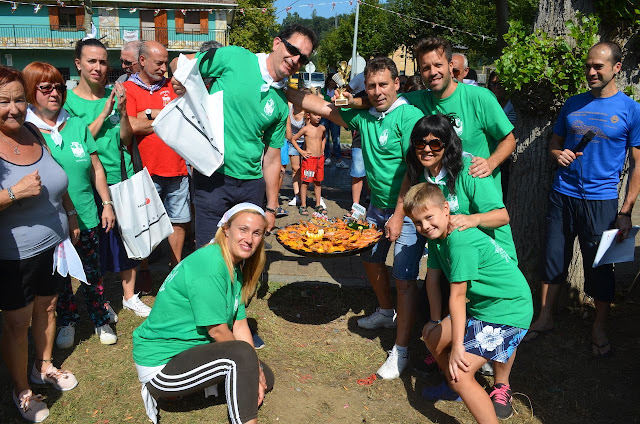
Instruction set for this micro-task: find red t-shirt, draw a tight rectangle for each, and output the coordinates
[123,80,187,177]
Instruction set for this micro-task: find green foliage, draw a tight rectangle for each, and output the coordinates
[507,0,538,31]
[495,13,600,115]
[229,0,279,53]
[595,0,640,29]
[282,10,349,42]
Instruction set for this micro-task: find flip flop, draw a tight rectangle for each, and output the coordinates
[592,341,614,358]
[522,328,553,343]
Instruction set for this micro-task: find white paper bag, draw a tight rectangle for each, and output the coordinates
[109,167,174,260]
[153,54,224,177]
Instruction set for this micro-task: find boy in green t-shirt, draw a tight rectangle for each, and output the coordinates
[403,183,532,422]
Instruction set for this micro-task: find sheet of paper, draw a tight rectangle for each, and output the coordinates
[592,226,639,267]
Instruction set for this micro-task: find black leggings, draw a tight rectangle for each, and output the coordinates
[147,341,274,424]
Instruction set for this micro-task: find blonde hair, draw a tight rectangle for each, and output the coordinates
[403,182,446,216]
[212,210,267,304]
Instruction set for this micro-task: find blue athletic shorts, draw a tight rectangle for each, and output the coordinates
[280,144,290,166]
[462,316,527,363]
[361,205,426,281]
[350,147,366,178]
[152,175,192,224]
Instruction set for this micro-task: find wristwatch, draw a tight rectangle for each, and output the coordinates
[145,108,152,120]
[66,209,78,217]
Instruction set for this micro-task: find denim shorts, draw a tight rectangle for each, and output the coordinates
[280,144,290,166]
[350,147,366,178]
[462,316,527,363]
[152,175,192,224]
[361,205,426,280]
[288,140,304,157]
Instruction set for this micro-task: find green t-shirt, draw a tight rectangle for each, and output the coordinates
[196,46,287,180]
[132,244,246,367]
[428,227,533,329]
[402,83,514,189]
[41,117,99,231]
[420,156,518,263]
[64,88,134,185]
[339,101,423,208]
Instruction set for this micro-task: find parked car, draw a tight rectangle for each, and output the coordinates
[289,72,325,89]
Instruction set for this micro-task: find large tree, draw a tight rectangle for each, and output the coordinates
[229,0,279,53]
[500,0,639,301]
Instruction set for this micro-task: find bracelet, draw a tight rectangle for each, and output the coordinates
[430,319,442,325]
[7,186,16,202]
[264,206,277,214]
[66,209,78,217]
[618,211,632,217]
[102,200,114,206]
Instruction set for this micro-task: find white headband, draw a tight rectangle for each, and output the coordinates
[217,203,266,228]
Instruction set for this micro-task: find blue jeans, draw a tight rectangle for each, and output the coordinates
[322,119,341,159]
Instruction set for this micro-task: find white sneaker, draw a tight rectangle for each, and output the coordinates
[320,197,327,209]
[13,389,49,422]
[122,293,151,317]
[376,345,409,379]
[95,324,117,345]
[335,160,349,169]
[288,196,299,206]
[105,301,118,324]
[357,307,396,329]
[324,158,331,165]
[56,324,75,349]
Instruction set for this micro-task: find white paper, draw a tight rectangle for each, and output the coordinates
[52,238,88,284]
[592,226,639,267]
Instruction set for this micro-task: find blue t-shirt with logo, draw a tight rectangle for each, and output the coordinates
[552,91,640,200]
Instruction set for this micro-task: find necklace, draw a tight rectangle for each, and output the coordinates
[1,133,21,155]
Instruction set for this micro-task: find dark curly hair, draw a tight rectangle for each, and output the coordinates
[407,114,463,195]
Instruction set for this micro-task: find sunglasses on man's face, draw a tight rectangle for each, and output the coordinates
[120,59,135,66]
[413,137,445,152]
[280,38,310,65]
[37,83,66,96]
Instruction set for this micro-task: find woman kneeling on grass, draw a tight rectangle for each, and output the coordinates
[132,203,274,424]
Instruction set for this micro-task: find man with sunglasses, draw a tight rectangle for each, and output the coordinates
[170,25,317,245]
[403,37,515,193]
[287,57,426,379]
[117,41,142,83]
[451,53,478,86]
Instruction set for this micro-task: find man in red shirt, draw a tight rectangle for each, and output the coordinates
[124,41,190,272]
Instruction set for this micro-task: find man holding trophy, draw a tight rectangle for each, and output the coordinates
[287,57,425,379]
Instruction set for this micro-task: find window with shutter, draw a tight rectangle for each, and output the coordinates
[175,10,185,34]
[48,6,60,31]
[75,7,85,31]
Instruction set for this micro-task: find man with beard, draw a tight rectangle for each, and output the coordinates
[124,41,190,271]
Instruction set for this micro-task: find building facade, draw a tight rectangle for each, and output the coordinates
[0,0,236,81]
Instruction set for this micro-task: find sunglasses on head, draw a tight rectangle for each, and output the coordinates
[37,83,66,95]
[280,38,310,65]
[413,136,445,152]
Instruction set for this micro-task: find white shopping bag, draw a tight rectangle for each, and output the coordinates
[109,167,174,260]
[153,53,224,177]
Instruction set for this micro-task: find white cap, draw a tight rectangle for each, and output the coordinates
[217,202,266,228]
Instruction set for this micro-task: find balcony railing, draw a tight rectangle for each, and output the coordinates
[0,24,228,50]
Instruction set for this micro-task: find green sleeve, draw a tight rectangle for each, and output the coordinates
[84,124,98,154]
[235,302,246,321]
[400,106,424,158]
[460,160,505,213]
[338,108,362,131]
[447,232,479,283]
[186,274,232,328]
[426,240,441,269]
[196,45,233,78]
[476,89,514,142]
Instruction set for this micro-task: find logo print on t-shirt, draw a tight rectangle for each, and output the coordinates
[109,110,120,124]
[161,90,172,107]
[264,99,275,117]
[453,116,463,136]
[611,115,619,124]
[379,129,389,147]
[70,141,85,158]
[447,194,459,213]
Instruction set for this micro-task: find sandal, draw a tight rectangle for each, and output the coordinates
[275,207,289,218]
[298,206,309,216]
[314,205,327,215]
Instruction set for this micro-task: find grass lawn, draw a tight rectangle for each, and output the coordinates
[1,271,639,423]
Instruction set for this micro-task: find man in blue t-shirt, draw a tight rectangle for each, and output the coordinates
[526,42,640,357]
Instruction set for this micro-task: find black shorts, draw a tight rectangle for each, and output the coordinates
[0,246,69,311]
[542,190,617,302]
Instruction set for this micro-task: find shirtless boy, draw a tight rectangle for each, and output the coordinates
[291,112,327,215]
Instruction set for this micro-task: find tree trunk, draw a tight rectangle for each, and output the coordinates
[494,0,509,52]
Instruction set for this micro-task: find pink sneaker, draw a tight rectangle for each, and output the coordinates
[13,389,49,422]
[31,363,78,392]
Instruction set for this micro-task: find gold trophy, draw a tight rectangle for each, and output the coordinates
[332,61,351,106]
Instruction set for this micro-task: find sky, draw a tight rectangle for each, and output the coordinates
[273,0,357,23]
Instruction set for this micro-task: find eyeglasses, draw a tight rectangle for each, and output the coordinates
[120,59,135,66]
[280,38,310,65]
[37,83,66,95]
[413,137,445,152]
